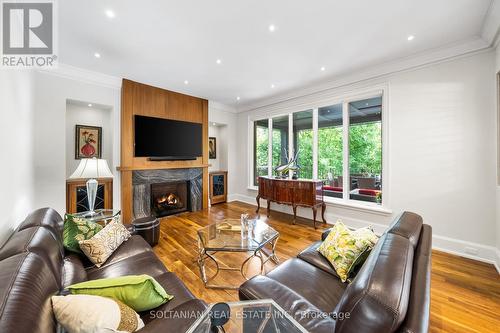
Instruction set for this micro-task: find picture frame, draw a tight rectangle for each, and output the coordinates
[75,125,102,159]
[209,137,217,159]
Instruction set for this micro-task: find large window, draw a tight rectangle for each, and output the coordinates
[318,104,343,198]
[253,119,269,186]
[252,91,384,206]
[293,110,313,179]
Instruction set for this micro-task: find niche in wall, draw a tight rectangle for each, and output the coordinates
[65,99,114,177]
[208,122,228,172]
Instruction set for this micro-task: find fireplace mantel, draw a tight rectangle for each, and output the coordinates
[120,79,209,223]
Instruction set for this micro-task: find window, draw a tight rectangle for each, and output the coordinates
[293,110,313,179]
[348,97,382,204]
[318,104,343,198]
[272,115,289,177]
[253,119,269,186]
[251,90,385,207]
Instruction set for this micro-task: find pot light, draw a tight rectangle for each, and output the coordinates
[105,10,115,18]
[94,52,101,58]
[88,104,93,107]
[236,96,241,101]
[216,59,222,64]
[269,24,276,32]
[184,80,189,85]
[407,35,415,41]
[212,122,216,126]
[270,84,275,89]
[320,66,326,71]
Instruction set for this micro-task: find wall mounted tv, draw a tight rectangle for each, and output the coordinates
[134,115,202,161]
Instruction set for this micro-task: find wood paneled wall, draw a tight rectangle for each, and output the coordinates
[120,79,209,223]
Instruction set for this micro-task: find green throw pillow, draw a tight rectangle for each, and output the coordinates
[68,275,173,312]
[63,214,103,254]
[317,221,378,282]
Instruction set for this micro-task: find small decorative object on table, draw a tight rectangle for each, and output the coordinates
[275,149,300,179]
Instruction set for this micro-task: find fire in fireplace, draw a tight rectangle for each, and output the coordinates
[151,181,191,217]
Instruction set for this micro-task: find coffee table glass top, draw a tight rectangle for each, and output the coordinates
[186,299,308,333]
[197,219,278,252]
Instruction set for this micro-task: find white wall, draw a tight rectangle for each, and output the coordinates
[208,124,221,171]
[0,71,36,246]
[33,71,121,215]
[65,102,113,177]
[233,50,499,266]
[495,43,500,268]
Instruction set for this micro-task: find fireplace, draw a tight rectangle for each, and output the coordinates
[151,181,191,218]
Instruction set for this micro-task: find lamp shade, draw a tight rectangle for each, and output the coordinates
[69,158,114,179]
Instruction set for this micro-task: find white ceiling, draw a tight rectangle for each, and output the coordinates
[59,0,495,110]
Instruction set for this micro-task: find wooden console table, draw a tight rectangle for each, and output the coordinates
[256,176,326,229]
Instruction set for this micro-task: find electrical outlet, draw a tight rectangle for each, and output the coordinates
[464,247,479,255]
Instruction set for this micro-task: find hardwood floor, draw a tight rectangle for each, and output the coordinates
[153,201,500,333]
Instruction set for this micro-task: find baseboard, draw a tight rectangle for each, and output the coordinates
[228,193,500,274]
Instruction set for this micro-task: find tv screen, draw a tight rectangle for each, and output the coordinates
[134,115,202,159]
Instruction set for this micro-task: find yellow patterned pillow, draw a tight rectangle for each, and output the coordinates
[317,221,378,282]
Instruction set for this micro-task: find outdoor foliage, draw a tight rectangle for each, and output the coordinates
[256,121,382,181]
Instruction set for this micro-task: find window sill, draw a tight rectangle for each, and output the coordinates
[247,186,259,191]
[323,197,392,216]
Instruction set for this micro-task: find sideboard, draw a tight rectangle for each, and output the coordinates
[256,176,326,229]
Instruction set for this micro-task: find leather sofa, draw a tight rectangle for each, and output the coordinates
[0,208,206,333]
[239,212,432,333]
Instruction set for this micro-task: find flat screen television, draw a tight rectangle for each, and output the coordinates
[134,115,202,160]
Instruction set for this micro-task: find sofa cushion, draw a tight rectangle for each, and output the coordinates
[0,227,63,283]
[297,241,340,278]
[333,233,414,333]
[17,208,64,252]
[265,258,346,314]
[87,251,168,280]
[387,212,423,249]
[239,275,336,333]
[62,254,88,288]
[0,253,60,333]
[140,272,200,324]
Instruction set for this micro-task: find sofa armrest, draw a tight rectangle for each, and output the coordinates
[321,228,332,241]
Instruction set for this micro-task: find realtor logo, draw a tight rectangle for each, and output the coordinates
[1,0,57,68]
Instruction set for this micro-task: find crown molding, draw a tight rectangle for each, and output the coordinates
[236,37,491,113]
[37,63,122,89]
[481,0,500,46]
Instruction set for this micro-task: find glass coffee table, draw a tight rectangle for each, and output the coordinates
[186,299,308,333]
[197,218,279,289]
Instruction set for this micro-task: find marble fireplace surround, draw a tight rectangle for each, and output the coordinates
[132,168,203,219]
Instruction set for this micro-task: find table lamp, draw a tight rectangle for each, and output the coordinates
[69,158,113,215]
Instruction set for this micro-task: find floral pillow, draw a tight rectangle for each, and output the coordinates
[317,221,378,282]
[63,214,103,254]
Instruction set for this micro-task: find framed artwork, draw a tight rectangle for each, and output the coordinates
[75,125,102,159]
[209,137,216,159]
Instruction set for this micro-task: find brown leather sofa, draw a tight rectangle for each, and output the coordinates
[0,208,206,333]
[239,212,432,333]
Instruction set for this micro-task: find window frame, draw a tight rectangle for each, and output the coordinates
[248,84,390,212]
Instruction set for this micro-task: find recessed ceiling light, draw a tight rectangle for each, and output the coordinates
[105,10,115,18]
[236,96,241,101]
[212,122,216,126]
[88,103,93,107]
[184,80,189,85]
[216,59,222,64]
[407,35,415,41]
[269,24,276,32]
[270,84,275,89]
[94,52,101,58]
[320,66,326,71]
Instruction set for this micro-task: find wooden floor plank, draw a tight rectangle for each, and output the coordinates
[152,201,500,332]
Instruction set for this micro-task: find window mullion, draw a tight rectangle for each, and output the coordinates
[312,108,318,179]
[268,118,273,177]
[342,101,349,202]
[288,113,293,179]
